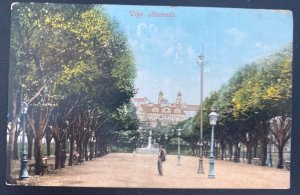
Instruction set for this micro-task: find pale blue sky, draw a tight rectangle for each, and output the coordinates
[103,5,293,105]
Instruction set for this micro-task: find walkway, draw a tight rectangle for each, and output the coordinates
[27,153,290,188]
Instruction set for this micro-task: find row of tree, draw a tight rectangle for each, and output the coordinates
[7,3,139,183]
[178,46,292,168]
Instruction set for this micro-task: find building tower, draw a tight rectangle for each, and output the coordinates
[176,91,182,105]
[158,91,164,104]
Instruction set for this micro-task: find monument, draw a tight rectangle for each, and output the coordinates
[136,129,159,154]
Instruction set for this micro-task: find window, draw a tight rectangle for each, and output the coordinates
[175,108,181,114]
[162,107,171,113]
[152,107,159,112]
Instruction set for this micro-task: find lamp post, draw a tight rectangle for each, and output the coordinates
[266,134,273,167]
[208,110,218,179]
[19,102,29,180]
[242,143,245,163]
[203,140,207,158]
[164,133,168,152]
[177,128,182,166]
[197,51,205,174]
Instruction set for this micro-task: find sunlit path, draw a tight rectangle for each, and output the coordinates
[28,153,289,189]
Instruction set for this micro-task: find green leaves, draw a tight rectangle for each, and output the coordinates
[10,3,138,142]
[188,45,292,146]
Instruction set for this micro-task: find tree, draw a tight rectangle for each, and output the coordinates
[9,3,137,178]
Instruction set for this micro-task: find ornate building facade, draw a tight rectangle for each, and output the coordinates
[133,91,199,127]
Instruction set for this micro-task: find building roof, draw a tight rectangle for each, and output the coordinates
[139,104,186,115]
[185,105,200,111]
[133,97,149,102]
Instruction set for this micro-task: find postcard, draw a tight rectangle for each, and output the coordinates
[5,1,293,190]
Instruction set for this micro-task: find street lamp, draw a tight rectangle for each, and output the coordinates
[177,128,182,166]
[207,141,210,158]
[266,134,273,167]
[208,110,218,179]
[19,102,29,180]
[242,142,245,163]
[164,133,168,152]
[197,51,205,174]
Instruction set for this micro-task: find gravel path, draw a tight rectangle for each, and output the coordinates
[26,153,290,189]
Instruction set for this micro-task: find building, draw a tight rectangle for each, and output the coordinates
[132,91,199,127]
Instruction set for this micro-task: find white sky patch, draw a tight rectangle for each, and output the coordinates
[255,42,271,51]
[163,47,175,56]
[137,23,147,37]
[226,28,248,46]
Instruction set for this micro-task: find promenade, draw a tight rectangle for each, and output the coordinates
[27,153,290,189]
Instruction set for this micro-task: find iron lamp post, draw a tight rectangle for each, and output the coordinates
[208,110,218,179]
[242,143,245,163]
[177,128,182,166]
[19,102,29,180]
[164,133,168,152]
[197,52,205,174]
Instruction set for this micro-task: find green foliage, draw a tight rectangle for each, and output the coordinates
[9,3,138,166]
[189,45,292,148]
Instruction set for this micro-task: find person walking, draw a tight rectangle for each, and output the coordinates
[158,145,166,176]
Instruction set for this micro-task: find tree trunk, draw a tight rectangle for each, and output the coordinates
[247,144,252,164]
[34,138,43,175]
[229,144,233,161]
[61,138,67,168]
[84,144,88,161]
[277,146,284,169]
[46,137,51,156]
[6,123,16,184]
[89,141,94,160]
[220,142,226,160]
[94,138,98,158]
[234,144,240,163]
[13,129,20,160]
[78,140,84,161]
[54,138,61,169]
[68,134,74,166]
[26,133,34,160]
[45,126,52,156]
[253,144,257,158]
[260,139,268,166]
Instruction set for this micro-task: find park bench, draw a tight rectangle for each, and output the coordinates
[73,154,84,165]
[285,160,291,170]
[28,157,54,175]
[252,158,260,165]
[28,163,54,176]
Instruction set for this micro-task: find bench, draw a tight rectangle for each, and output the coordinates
[73,155,84,165]
[28,163,54,175]
[253,158,261,165]
[285,160,291,170]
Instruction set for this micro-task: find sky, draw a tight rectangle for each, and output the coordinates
[103,5,293,105]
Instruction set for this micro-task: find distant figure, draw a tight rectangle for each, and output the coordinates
[158,145,166,176]
[133,149,136,157]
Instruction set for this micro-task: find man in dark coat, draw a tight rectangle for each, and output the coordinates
[158,145,166,176]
